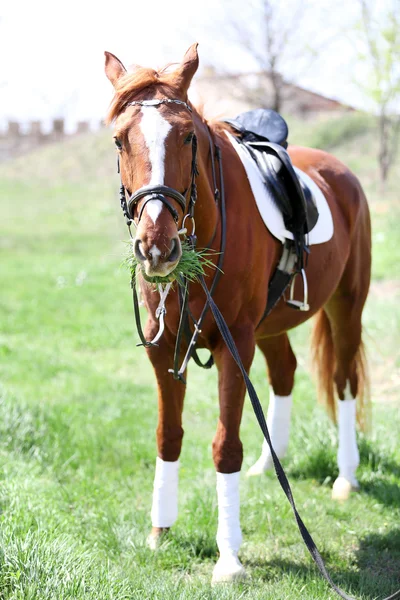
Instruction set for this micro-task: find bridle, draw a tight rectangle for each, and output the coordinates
[116,96,226,379]
[118,98,199,232]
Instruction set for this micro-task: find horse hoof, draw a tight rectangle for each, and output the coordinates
[211,555,247,584]
[146,526,169,550]
[332,476,359,501]
[246,455,273,477]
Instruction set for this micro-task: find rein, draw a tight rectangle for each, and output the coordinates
[114,98,400,600]
[171,139,226,382]
[198,276,400,600]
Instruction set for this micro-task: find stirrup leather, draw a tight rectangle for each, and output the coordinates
[286,269,310,311]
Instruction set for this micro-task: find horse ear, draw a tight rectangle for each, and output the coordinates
[104,51,127,86]
[176,43,199,92]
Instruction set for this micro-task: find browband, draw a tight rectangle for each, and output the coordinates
[127,98,192,113]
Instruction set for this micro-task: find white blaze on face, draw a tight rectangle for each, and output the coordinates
[139,107,172,224]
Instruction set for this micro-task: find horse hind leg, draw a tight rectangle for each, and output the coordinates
[318,187,370,501]
[312,295,370,501]
[247,333,297,476]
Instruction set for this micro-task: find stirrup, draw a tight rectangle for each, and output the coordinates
[286,269,310,311]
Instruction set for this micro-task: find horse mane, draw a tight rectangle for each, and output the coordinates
[106,65,180,124]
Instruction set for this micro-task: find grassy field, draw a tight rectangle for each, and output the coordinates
[0,112,399,599]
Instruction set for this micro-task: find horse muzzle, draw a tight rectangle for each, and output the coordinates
[134,236,182,277]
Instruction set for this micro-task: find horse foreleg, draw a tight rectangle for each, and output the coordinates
[145,323,186,548]
[247,334,297,476]
[211,325,255,583]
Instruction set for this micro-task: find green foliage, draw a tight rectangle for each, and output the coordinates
[355,0,400,181]
[356,0,400,110]
[288,111,376,150]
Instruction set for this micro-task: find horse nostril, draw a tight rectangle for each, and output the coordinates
[167,237,181,263]
[134,239,146,263]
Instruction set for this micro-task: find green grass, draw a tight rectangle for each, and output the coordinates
[126,239,218,285]
[0,113,399,599]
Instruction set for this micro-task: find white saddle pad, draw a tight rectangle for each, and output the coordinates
[226,132,333,245]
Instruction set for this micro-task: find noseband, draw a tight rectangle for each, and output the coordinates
[118,98,198,229]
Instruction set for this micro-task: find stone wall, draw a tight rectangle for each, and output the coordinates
[1,76,354,162]
[0,119,103,162]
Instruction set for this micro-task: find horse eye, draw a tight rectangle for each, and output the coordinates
[184,132,194,145]
[114,137,122,150]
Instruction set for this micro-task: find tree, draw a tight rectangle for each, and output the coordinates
[358,0,400,182]
[223,0,309,112]
[241,2,298,111]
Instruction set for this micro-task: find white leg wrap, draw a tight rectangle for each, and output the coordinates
[337,386,360,485]
[212,472,246,583]
[150,457,179,528]
[247,388,292,476]
[332,385,360,500]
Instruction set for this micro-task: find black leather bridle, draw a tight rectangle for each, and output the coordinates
[118,98,198,228]
[115,96,226,378]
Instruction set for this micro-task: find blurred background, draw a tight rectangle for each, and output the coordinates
[0,1,399,598]
[1,0,399,180]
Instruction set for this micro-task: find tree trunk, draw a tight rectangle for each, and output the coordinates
[270,70,282,113]
[378,113,390,184]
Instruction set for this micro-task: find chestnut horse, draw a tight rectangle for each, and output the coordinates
[104,44,371,583]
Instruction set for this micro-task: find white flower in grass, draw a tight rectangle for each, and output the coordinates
[56,276,66,289]
[75,271,87,286]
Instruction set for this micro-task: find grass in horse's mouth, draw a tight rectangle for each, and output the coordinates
[125,240,218,287]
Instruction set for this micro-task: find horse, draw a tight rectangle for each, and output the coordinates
[104,43,371,584]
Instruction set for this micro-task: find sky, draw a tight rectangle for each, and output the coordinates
[0,0,385,132]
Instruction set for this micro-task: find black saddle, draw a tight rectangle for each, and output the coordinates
[224,108,321,318]
[223,109,318,238]
[224,108,289,148]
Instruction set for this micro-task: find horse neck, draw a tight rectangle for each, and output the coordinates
[191,111,219,248]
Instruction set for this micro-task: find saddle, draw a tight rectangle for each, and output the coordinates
[223,109,319,315]
[224,108,319,236]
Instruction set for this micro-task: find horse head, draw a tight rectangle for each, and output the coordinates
[105,44,199,279]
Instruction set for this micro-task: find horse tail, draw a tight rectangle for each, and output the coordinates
[311,309,371,431]
[353,340,371,432]
[311,309,336,423]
